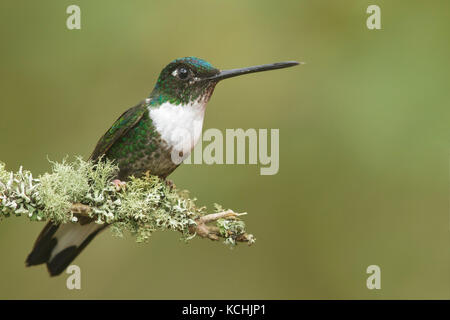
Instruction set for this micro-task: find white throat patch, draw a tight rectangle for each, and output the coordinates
[148,101,206,157]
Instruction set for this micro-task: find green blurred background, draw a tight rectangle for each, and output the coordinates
[0,0,449,299]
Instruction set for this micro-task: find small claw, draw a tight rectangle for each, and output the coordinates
[165,179,176,190]
[112,179,126,191]
[144,170,152,178]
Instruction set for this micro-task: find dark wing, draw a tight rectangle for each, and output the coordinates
[89,101,147,161]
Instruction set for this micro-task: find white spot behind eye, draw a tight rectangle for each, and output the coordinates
[171,69,178,77]
[189,76,201,85]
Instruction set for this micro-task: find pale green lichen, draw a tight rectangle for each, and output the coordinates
[0,158,254,246]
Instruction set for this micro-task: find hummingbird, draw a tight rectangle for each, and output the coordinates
[25,57,299,276]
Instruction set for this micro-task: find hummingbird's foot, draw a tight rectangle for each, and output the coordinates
[165,179,176,190]
[112,179,127,192]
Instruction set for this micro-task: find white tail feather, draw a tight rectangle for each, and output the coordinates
[49,222,103,261]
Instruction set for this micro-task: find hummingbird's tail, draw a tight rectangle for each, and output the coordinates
[26,219,106,276]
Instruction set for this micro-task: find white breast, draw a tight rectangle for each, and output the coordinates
[148,101,205,157]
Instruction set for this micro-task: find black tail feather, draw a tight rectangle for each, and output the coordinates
[46,227,104,276]
[26,220,106,277]
[26,222,59,267]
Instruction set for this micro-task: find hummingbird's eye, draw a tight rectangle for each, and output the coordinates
[177,67,189,80]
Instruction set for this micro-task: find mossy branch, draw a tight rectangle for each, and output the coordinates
[0,157,255,246]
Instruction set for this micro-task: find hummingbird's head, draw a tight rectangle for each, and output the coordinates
[149,56,300,106]
[149,57,220,106]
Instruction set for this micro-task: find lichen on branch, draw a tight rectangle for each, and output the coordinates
[0,157,255,246]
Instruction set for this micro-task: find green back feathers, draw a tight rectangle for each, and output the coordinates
[90,101,147,161]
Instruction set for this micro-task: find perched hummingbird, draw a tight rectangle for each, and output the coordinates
[25,57,299,276]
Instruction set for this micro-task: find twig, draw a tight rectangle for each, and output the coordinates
[70,204,252,244]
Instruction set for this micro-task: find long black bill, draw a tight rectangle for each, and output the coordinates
[207,61,300,81]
